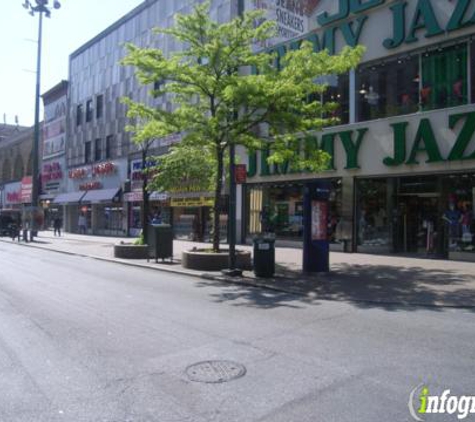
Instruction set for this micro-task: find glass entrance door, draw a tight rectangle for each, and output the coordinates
[394,195,439,254]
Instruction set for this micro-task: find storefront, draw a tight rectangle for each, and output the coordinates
[124,158,171,237]
[124,190,171,237]
[41,158,67,229]
[170,194,223,242]
[245,179,342,244]
[41,80,68,230]
[239,0,475,261]
[63,159,128,235]
[241,103,475,261]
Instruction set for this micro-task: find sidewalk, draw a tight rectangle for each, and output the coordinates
[3,230,475,309]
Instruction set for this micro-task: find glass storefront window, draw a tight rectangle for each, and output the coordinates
[310,74,350,126]
[355,174,475,258]
[96,204,124,235]
[356,179,390,251]
[356,40,470,121]
[421,43,468,111]
[356,55,419,122]
[321,73,350,125]
[442,174,475,254]
[246,180,342,243]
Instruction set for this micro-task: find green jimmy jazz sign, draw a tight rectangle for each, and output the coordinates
[272,0,475,55]
[247,111,475,177]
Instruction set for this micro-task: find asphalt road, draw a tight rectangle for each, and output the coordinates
[0,242,474,422]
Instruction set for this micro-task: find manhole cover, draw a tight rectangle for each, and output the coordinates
[186,360,246,383]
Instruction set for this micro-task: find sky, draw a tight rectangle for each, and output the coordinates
[0,0,145,127]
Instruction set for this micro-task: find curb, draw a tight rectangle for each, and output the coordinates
[2,238,474,310]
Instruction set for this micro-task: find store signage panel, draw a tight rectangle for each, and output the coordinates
[245,106,475,180]
[43,116,66,159]
[235,164,247,184]
[251,0,475,62]
[124,191,168,202]
[41,160,66,194]
[170,197,214,207]
[130,159,157,191]
[68,159,128,193]
[69,162,117,179]
[4,182,22,205]
[20,176,32,203]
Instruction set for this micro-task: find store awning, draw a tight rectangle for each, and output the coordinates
[81,188,120,204]
[53,191,86,204]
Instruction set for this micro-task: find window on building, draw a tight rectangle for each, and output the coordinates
[94,138,102,162]
[96,95,104,119]
[320,73,350,125]
[76,104,83,126]
[421,43,468,111]
[105,135,114,159]
[86,99,93,122]
[356,55,419,122]
[85,141,92,164]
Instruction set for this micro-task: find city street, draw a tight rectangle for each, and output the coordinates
[1,242,474,422]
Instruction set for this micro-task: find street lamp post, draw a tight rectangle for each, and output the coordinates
[22,0,60,238]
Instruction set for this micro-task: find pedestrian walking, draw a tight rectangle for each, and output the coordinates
[53,216,62,236]
[9,222,20,242]
[78,212,87,235]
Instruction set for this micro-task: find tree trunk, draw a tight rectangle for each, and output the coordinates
[212,148,224,252]
[141,149,150,245]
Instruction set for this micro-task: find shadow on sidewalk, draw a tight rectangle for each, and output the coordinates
[195,262,475,311]
[323,263,475,311]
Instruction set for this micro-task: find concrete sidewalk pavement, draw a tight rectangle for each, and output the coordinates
[2,230,475,309]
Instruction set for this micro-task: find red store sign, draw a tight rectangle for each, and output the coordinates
[6,191,21,204]
[69,162,116,179]
[21,176,33,204]
[79,181,102,191]
[92,162,115,176]
[69,168,88,179]
[42,162,63,182]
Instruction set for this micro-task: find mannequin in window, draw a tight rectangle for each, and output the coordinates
[452,75,464,104]
[461,203,472,236]
[401,93,412,111]
[437,86,448,108]
[358,209,368,245]
[420,84,432,108]
[442,198,461,248]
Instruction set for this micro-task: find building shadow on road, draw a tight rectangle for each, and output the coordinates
[195,279,316,310]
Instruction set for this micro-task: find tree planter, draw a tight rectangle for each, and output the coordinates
[114,244,149,259]
[182,249,251,272]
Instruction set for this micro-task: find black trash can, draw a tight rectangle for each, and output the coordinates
[253,236,275,278]
[147,224,174,262]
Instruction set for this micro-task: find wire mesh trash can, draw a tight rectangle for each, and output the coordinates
[148,224,173,262]
[253,236,275,277]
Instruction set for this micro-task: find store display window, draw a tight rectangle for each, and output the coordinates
[355,179,390,251]
[246,180,342,243]
[442,174,475,255]
[95,204,124,236]
[356,55,419,122]
[421,43,468,111]
[356,40,470,122]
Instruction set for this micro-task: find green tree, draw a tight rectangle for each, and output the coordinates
[122,1,363,252]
